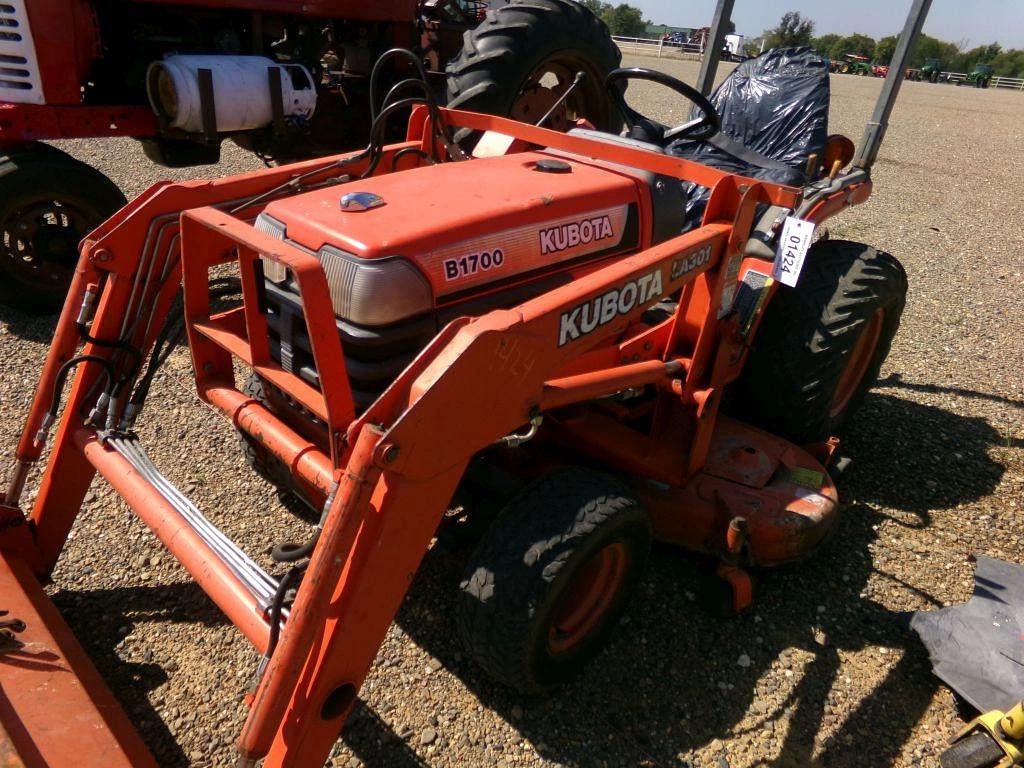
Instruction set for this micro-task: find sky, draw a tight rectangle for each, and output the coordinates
[631,0,1024,49]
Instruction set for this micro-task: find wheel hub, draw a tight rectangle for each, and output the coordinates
[1,201,86,286]
[34,223,77,261]
[830,308,886,417]
[510,58,598,133]
[510,83,566,130]
[547,542,629,655]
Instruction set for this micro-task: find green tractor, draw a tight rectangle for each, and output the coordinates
[838,53,872,75]
[963,62,994,88]
[919,57,943,83]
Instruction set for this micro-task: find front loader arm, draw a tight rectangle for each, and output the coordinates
[229,178,767,764]
[2,143,419,574]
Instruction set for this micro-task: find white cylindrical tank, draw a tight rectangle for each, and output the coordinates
[146,55,317,134]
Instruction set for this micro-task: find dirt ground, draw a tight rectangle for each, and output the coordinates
[1,54,1022,768]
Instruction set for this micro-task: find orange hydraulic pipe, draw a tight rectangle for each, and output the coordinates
[541,358,687,411]
[204,385,336,494]
[5,265,95,505]
[75,430,272,653]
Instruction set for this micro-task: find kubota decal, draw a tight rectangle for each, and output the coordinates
[559,269,664,347]
[539,215,615,256]
[422,206,629,295]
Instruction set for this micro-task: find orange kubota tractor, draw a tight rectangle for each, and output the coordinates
[0,0,933,765]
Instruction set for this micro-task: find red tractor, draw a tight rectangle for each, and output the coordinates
[0,0,619,313]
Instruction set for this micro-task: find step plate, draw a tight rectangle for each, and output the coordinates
[0,552,157,768]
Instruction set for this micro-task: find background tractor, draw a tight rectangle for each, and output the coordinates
[920,57,944,82]
[837,53,872,75]
[0,0,620,314]
[963,62,995,88]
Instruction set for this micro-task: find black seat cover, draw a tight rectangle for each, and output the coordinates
[667,46,831,226]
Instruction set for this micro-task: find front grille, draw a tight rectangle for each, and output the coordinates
[263,282,436,412]
[0,2,43,104]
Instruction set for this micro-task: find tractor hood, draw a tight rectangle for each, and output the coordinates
[258,151,641,326]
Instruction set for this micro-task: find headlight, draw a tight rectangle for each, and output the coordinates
[254,214,433,326]
[317,245,432,327]
[255,214,288,283]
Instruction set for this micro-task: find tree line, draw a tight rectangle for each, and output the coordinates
[755,11,1024,77]
[579,1,647,38]
[575,4,1024,78]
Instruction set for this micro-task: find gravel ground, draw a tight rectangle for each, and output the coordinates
[1,54,1022,768]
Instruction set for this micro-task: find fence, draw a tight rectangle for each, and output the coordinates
[940,72,1024,90]
[611,35,703,62]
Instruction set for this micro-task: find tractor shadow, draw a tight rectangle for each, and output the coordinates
[385,390,1010,768]
[46,581,226,767]
[50,579,429,768]
[0,304,59,344]
[876,372,1024,412]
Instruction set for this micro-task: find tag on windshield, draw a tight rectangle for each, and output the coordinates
[773,217,815,287]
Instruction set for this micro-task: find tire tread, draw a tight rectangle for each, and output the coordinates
[457,468,650,694]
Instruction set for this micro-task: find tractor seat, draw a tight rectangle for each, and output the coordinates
[665,46,831,228]
[667,46,831,184]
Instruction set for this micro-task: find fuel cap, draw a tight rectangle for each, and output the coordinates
[534,158,572,173]
[340,192,385,211]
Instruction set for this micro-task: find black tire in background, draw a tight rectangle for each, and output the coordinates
[457,468,651,695]
[445,0,621,133]
[238,373,297,493]
[0,143,126,314]
[732,240,907,444]
[237,373,321,513]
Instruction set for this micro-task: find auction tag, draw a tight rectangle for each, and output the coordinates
[773,216,815,287]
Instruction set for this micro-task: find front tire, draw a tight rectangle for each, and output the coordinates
[0,143,126,314]
[238,373,320,511]
[732,240,907,443]
[445,0,621,133]
[457,468,651,694]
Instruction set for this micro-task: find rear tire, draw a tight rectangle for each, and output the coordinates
[457,468,651,694]
[0,143,126,314]
[733,240,907,443]
[445,0,621,133]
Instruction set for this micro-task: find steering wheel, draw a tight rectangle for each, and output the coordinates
[605,67,720,143]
